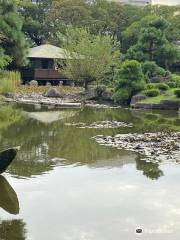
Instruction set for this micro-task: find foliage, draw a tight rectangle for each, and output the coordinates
[0,0,28,68]
[112,88,130,104]
[126,17,180,69]
[171,74,180,87]
[17,0,52,45]
[167,81,176,88]
[0,105,24,130]
[156,83,169,91]
[0,49,12,70]
[144,88,160,97]
[141,61,166,80]
[0,71,21,93]
[113,60,145,104]
[174,89,180,98]
[58,27,120,88]
[100,63,120,88]
[146,83,156,89]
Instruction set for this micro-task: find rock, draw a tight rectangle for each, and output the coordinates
[65,121,133,129]
[3,92,15,98]
[130,94,147,107]
[29,80,38,86]
[101,90,113,101]
[43,88,62,98]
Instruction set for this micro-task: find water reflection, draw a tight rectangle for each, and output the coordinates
[0,104,179,178]
[0,219,26,240]
[0,176,19,214]
[0,104,179,239]
[135,157,164,180]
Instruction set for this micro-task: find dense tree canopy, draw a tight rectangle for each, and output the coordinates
[126,17,180,69]
[0,0,179,74]
[58,27,120,88]
[0,0,28,68]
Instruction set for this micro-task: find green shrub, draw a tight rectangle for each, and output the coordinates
[144,88,160,97]
[156,83,169,91]
[113,60,145,104]
[174,89,180,98]
[167,81,176,88]
[171,74,180,87]
[146,83,156,89]
[142,61,166,80]
[112,88,130,104]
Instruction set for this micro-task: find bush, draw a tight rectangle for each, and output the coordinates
[171,74,180,87]
[112,88,130,104]
[174,89,180,98]
[142,61,166,80]
[167,81,176,88]
[113,60,145,104]
[156,83,169,91]
[144,89,160,97]
[146,83,156,89]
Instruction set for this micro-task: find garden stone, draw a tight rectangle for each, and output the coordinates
[44,88,62,98]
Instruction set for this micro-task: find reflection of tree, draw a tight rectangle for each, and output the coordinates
[0,105,176,178]
[8,160,54,178]
[135,157,164,180]
[0,105,24,132]
[0,176,19,214]
[0,107,133,177]
[0,219,26,240]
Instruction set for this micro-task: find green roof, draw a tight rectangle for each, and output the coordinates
[28,44,71,59]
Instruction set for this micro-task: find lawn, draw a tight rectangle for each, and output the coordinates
[140,89,180,103]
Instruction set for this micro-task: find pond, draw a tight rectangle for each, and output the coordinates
[0,103,180,240]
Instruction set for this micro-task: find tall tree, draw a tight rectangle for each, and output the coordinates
[17,0,52,45]
[58,27,120,88]
[126,17,180,69]
[0,0,28,68]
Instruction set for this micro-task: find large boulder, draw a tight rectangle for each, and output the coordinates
[130,94,147,107]
[44,88,62,98]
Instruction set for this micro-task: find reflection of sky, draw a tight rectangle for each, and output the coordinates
[2,163,180,240]
[153,0,180,4]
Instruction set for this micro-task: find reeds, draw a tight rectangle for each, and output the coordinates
[0,71,21,94]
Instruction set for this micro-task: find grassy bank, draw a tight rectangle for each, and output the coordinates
[140,89,180,104]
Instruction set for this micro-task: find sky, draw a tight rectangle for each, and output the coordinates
[153,0,180,4]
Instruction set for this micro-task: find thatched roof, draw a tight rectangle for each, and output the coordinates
[28,44,71,59]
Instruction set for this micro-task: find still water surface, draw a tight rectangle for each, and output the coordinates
[0,104,180,240]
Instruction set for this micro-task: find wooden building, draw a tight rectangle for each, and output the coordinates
[21,44,73,85]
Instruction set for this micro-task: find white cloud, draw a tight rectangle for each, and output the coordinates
[153,0,180,5]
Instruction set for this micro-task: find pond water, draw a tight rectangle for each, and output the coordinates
[0,103,180,240]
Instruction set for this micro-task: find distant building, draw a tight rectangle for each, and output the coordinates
[108,0,152,6]
[21,44,73,85]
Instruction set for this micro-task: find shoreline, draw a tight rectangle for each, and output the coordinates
[2,93,180,111]
[2,93,120,109]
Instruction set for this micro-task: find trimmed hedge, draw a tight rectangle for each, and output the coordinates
[146,83,156,89]
[156,83,169,91]
[167,81,176,88]
[174,89,180,98]
[144,88,160,97]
